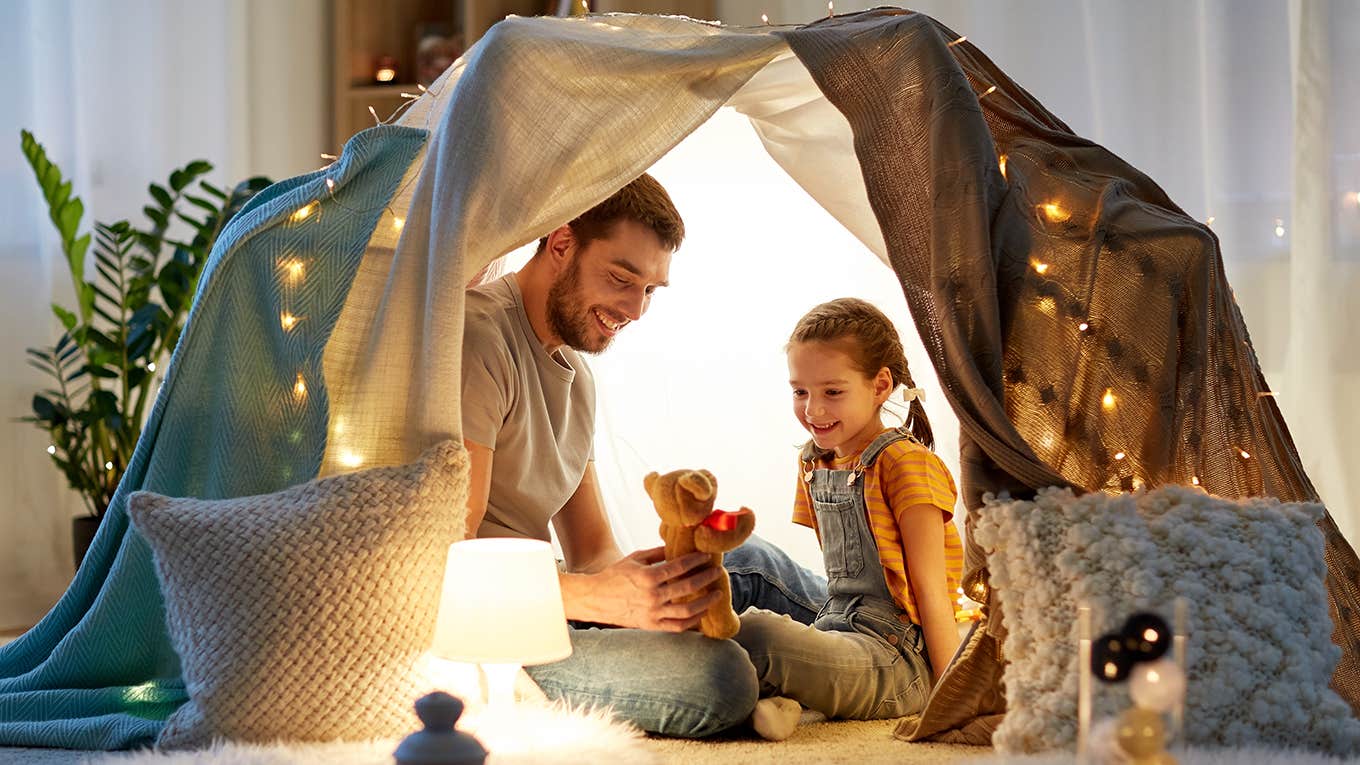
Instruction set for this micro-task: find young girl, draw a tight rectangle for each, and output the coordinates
[738,297,964,740]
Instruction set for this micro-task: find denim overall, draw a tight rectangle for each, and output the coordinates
[801,427,933,714]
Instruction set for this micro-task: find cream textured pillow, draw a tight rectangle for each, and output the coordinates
[974,485,1360,755]
[129,440,467,749]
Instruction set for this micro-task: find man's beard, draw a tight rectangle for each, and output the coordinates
[546,258,612,355]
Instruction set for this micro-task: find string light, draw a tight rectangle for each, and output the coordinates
[828,1,834,17]
[1192,476,1201,486]
[1079,322,1091,332]
[417,84,427,93]
[1114,452,1126,461]
[1040,202,1071,223]
[294,373,308,400]
[1274,218,1285,238]
[1102,388,1117,411]
[339,450,364,469]
[1238,448,1251,460]
[980,85,997,97]
[290,202,319,223]
[325,178,336,193]
[280,312,299,331]
[1205,216,1215,226]
[104,461,114,470]
[948,35,967,47]
[148,362,156,372]
[400,92,421,99]
[281,259,305,284]
[46,445,56,455]
[320,153,338,161]
[998,153,1008,179]
[761,13,770,24]
[368,105,380,125]
[392,216,405,232]
[1031,259,1050,275]
[1257,391,1278,397]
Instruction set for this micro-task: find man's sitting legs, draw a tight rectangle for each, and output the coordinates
[526,625,758,737]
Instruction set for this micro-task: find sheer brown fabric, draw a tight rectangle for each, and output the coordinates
[780,8,1360,743]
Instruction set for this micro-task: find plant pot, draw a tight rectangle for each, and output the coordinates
[72,515,101,572]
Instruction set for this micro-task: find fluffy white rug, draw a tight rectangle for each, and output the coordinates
[83,703,655,765]
[961,747,1360,765]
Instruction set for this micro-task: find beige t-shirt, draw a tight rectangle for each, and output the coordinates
[461,274,595,540]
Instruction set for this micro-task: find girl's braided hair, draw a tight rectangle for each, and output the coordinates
[788,298,934,450]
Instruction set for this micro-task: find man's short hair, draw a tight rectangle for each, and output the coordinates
[538,173,685,254]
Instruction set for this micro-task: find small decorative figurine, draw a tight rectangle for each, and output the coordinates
[394,692,487,765]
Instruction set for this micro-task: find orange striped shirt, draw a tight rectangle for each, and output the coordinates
[793,430,964,625]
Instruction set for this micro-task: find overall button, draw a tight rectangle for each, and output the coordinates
[887,633,900,645]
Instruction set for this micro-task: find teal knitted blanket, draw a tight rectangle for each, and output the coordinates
[0,126,427,750]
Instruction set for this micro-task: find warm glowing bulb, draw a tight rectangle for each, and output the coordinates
[1206,216,1216,226]
[1032,259,1049,275]
[290,202,318,223]
[1114,452,1126,461]
[375,67,396,83]
[320,153,338,161]
[1192,475,1201,486]
[392,216,405,231]
[325,178,336,193]
[1102,388,1116,410]
[998,153,1008,179]
[282,259,305,284]
[828,1,833,16]
[1239,449,1251,459]
[1079,322,1090,332]
[368,105,380,124]
[280,312,299,331]
[294,373,307,399]
[339,450,364,468]
[46,445,56,455]
[981,85,997,97]
[1040,202,1070,223]
[761,12,769,24]
[105,461,114,470]
[1274,218,1285,238]
[948,35,967,47]
[147,362,156,372]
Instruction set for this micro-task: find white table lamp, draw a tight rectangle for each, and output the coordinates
[430,538,572,707]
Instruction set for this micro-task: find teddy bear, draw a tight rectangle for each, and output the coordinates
[643,469,755,640]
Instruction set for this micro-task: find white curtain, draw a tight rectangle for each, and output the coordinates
[647,0,1358,562]
[0,0,326,630]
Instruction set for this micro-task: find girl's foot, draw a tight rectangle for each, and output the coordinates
[752,697,803,741]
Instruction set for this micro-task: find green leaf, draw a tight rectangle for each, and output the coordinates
[169,168,190,192]
[149,183,173,209]
[200,181,227,199]
[32,395,57,422]
[88,390,118,417]
[144,206,168,229]
[185,194,219,215]
[52,304,78,331]
[83,363,119,380]
[57,198,84,243]
[184,160,213,176]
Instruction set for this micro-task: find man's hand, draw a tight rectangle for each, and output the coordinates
[563,546,725,632]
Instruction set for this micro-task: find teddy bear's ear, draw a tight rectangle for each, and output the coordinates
[643,471,660,495]
[678,470,714,502]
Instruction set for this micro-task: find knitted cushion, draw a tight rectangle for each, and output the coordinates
[128,440,467,749]
[974,485,1360,755]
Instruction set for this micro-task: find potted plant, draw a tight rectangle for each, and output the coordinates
[18,130,271,568]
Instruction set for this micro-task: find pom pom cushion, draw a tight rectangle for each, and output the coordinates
[128,440,468,749]
[973,485,1360,755]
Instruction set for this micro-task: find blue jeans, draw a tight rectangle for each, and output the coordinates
[526,535,827,737]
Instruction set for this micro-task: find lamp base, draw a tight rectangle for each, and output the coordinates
[481,662,521,708]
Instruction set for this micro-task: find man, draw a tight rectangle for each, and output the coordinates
[460,174,826,737]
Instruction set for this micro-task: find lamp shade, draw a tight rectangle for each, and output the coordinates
[430,538,572,665]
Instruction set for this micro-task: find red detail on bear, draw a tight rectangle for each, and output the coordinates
[701,509,742,532]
